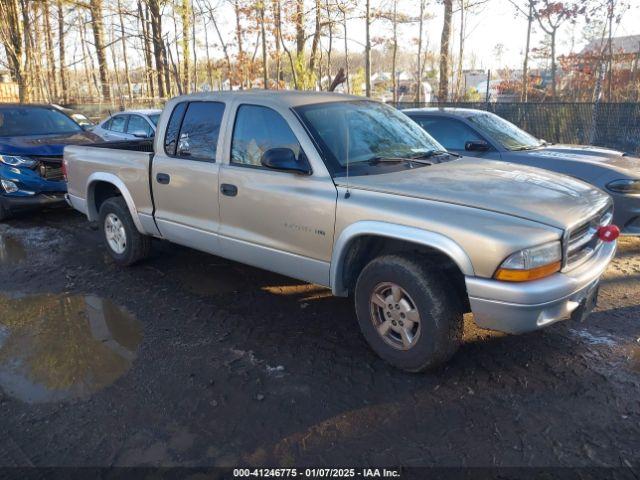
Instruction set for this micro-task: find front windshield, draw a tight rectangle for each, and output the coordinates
[0,106,82,137]
[468,112,542,151]
[294,100,445,174]
[148,114,160,126]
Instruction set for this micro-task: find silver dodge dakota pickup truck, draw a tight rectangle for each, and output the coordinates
[64,91,618,372]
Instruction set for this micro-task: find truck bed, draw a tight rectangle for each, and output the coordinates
[64,141,156,228]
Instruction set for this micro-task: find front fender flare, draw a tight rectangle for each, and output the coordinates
[86,172,145,233]
[330,221,475,296]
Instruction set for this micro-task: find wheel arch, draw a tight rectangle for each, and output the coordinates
[330,221,474,298]
[86,173,145,233]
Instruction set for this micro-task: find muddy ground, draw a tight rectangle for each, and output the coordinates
[0,208,638,468]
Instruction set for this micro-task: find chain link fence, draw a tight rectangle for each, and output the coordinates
[393,102,640,155]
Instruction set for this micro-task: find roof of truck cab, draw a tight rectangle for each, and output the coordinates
[173,90,365,108]
[115,109,162,116]
[402,107,485,117]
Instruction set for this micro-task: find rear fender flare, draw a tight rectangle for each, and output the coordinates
[86,172,144,233]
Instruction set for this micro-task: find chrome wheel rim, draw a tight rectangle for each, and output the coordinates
[370,282,421,351]
[104,213,127,255]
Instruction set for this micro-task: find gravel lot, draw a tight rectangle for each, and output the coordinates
[0,208,638,468]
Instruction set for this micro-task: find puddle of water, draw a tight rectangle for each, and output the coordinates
[0,294,142,403]
[0,235,26,264]
[176,265,246,296]
[568,328,618,347]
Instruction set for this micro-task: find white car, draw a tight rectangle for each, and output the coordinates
[92,109,161,142]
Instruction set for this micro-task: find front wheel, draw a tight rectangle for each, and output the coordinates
[354,254,463,372]
[99,196,151,266]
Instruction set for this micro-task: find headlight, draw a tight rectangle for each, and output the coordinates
[606,179,640,195]
[0,154,36,168]
[0,179,19,193]
[494,241,562,282]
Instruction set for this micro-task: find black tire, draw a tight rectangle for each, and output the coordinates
[354,254,463,372]
[98,196,151,266]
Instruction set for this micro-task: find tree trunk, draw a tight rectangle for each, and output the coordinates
[43,0,59,101]
[295,0,305,57]
[550,29,557,100]
[416,0,425,103]
[272,0,282,88]
[391,0,398,103]
[79,13,99,98]
[606,0,613,102]
[364,0,371,97]
[521,1,533,102]
[233,0,245,88]
[208,8,232,89]
[57,0,68,103]
[259,1,268,88]
[117,0,133,102]
[0,0,27,101]
[325,0,333,82]
[138,1,155,98]
[191,4,197,91]
[454,0,465,101]
[88,0,111,100]
[438,0,453,101]
[309,0,322,75]
[180,0,190,93]
[148,0,168,98]
[342,7,350,93]
[202,10,213,90]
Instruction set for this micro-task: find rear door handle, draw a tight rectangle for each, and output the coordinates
[220,183,238,197]
[156,173,171,184]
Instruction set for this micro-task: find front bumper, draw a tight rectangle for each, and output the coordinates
[1,192,67,212]
[465,240,616,334]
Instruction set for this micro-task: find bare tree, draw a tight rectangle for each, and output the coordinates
[533,0,581,100]
[88,0,111,100]
[438,0,453,101]
[0,0,29,101]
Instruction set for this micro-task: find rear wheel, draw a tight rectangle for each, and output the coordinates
[99,196,151,266]
[354,254,463,372]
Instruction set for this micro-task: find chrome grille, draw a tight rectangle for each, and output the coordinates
[34,157,64,181]
[565,205,613,270]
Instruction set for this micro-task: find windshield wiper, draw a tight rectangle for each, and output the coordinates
[511,145,541,151]
[365,156,433,166]
[410,150,461,160]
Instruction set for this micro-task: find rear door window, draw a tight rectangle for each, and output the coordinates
[414,117,484,151]
[164,102,188,155]
[109,115,127,133]
[176,102,225,161]
[127,115,153,136]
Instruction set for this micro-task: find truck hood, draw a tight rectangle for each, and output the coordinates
[337,158,610,230]
[0,131,100,157]
[532,144,640,174]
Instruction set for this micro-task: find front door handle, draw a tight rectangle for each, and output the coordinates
[156,173,171,184]
[220,183,238,197]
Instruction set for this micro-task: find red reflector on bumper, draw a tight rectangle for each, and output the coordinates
[598,225,620,242]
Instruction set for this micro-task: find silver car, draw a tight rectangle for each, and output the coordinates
[405,107,640,235]
[92,109,161,142]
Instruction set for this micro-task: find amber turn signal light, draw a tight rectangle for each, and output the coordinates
[494,261,562,282]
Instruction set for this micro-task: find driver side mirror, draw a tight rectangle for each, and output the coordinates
[465,140,490,152]
[261,148,312,175]
[131,130,150,139]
